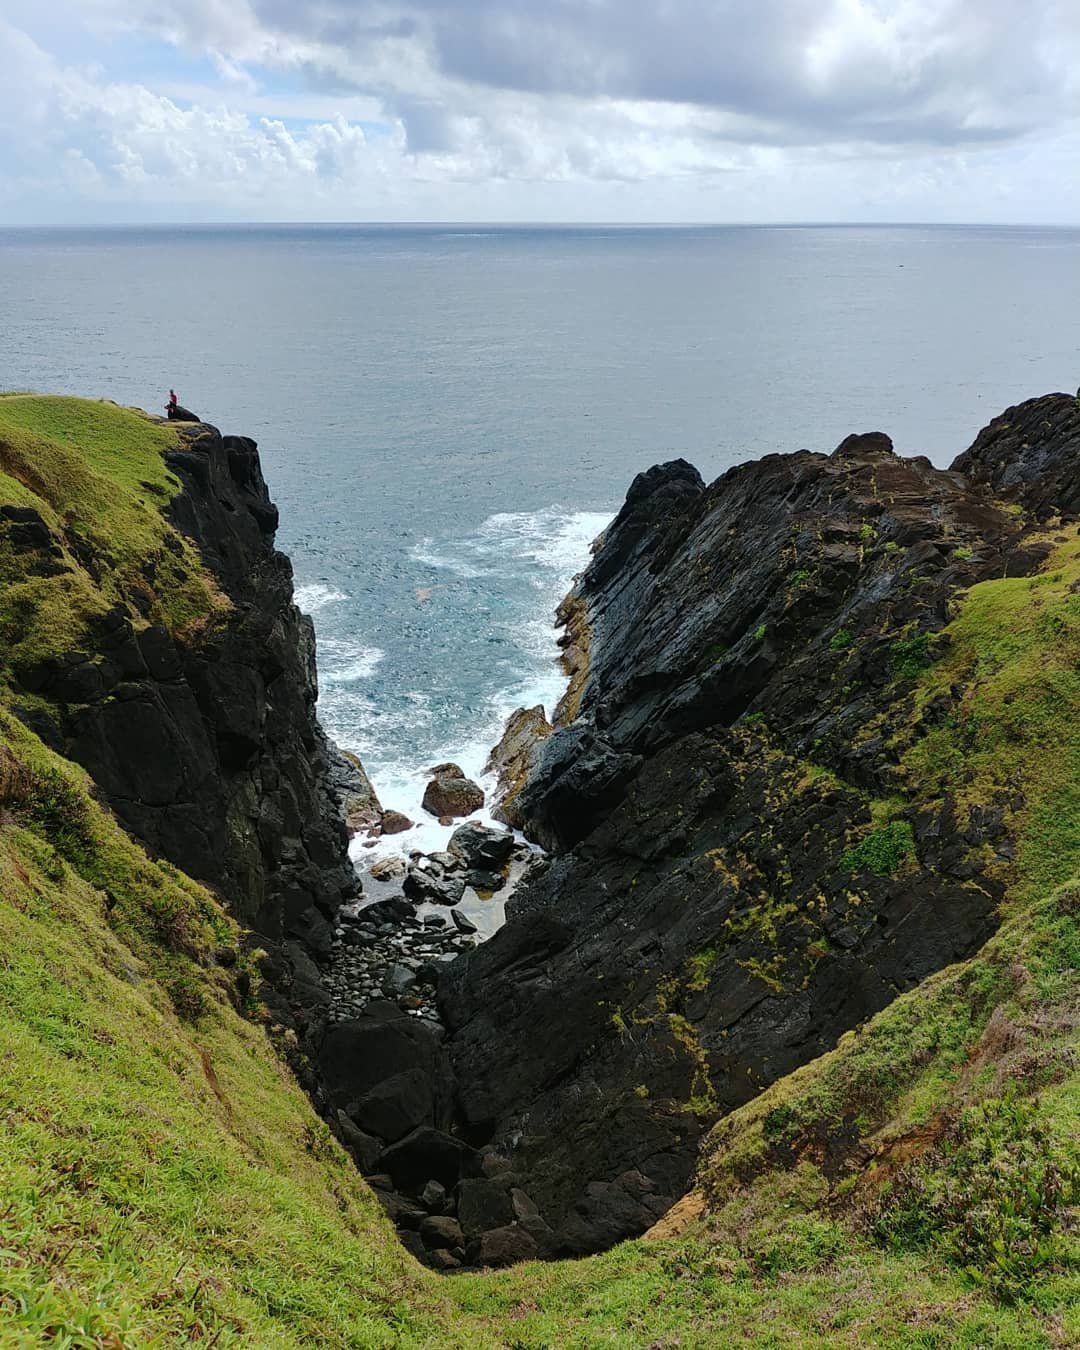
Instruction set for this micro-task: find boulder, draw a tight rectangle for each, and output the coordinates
[369,855,407,883]
[456,1177,515,1236]
[427,762,465,779]
[317,1005,454,1135]
[380,810,414,835]
[420,1179,448,1212]
[422,772,485,820]
[381,963,418,999]
[447,822,515,871]
[349,1068,432,1142]
[330,748,383,837]
[450,910,478,936]
[469,1225,539,1269]
[378,1127,477,1190]
[419,1214,464,1250]
[404,868,465,907]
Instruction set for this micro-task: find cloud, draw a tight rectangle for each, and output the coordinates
[2,1,1079,221]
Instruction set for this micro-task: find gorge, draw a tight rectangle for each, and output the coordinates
[0,390,1076,1345]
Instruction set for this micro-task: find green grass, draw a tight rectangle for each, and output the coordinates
[840,820,916,877]
[0,397,1074,1347]
[0,395,227,674]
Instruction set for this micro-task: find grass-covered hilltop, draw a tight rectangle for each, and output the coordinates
[0,392,1077,1348]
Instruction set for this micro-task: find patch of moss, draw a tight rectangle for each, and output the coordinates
[829,628,853,651]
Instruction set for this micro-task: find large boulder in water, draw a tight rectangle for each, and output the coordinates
[422,766,484,819]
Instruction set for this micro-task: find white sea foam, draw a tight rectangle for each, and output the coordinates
[356,506,612,878]
[295,583,346,613]
[320,636,385,683]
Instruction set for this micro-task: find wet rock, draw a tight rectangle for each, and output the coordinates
[427,762,465,779]
[422,772,485,820]
[404,869,465,907]
[451,910,478,936]
[369,855,407,882]
[448,823,515,872]
[465,869,505,893]
[380,810,414,835]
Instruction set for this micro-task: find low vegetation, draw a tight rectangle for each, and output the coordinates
[0,397,1074,1346]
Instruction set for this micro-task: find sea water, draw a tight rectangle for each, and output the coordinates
[3,223,1080,869]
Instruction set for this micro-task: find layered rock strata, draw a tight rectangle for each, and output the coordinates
[439,392,1080,1254]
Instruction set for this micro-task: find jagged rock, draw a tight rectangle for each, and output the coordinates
[439,418,1050,1248]
[451,910,478,936]
[420,1179,448,1212]
[166,403,200,422]
[380,810,414,835]
[419,1214,464,1250]
[404,868,465,907]
[448,822,515,872]
[486,705,553,828]
[422,772,485,819]
[953,391,1080,520]
[328,748,383,836]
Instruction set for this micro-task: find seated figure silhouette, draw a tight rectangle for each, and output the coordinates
[165,389,199,422]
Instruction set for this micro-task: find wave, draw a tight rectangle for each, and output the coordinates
[357,506,612,867]
[295,583,346,613]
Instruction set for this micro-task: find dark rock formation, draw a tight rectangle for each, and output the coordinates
[952,391,1080,520]
[440,397,1078,1255]
[11,421,359,1048]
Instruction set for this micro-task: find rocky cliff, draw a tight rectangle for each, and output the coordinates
[440,392,1080,1253]
[0,402,359,1053]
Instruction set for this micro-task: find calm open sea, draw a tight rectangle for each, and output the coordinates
[3,223,1079,856]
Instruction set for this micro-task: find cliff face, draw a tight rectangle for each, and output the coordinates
[3,411,358,1037]
[440,393,1080,1254]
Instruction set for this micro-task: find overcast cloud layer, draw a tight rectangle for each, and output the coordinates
[2,0,1079,222]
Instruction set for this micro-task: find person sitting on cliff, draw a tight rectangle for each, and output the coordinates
[167,389,178,412]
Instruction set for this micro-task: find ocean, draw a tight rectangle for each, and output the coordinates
[3,223,1079,869]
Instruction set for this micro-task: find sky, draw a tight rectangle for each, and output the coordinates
[2,0,1079,224]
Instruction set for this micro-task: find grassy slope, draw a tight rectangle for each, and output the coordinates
[0,395,227,674]
[0,398,1074,1348]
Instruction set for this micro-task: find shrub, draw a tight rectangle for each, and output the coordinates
[753,624,767,642]
[891,631,935,680]
[829,628,853,651]
[840,820,915,876]
[0,747,94,862]
[871,1093,1079,1302]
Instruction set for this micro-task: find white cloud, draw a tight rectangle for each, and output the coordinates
[1,2,1078,221]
